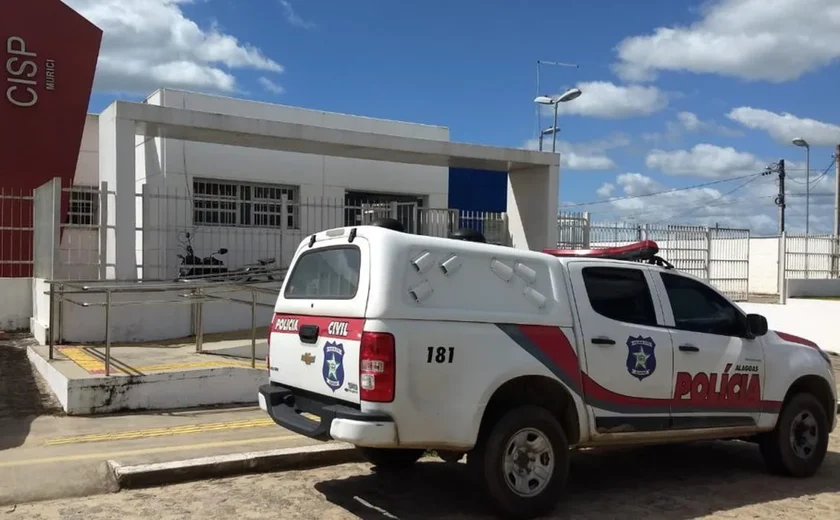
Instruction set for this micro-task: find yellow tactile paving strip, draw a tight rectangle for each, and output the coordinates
[44,417,276,446]
[57,346,258,375]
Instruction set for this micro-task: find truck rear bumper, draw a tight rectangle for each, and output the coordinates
[258,383,398,446]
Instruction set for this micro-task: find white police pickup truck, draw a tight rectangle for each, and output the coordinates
[258,221,836,519]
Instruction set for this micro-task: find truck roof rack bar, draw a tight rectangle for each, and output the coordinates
[542,240,674,269]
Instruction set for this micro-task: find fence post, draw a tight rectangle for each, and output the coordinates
[745,230,751,302]
[98,181,108,280]
[501,213,510,246]
[582,212,591,248]
[834,236,840,278]
[104,289,112,377]
[704,227,712,282]
[778,232,787,304]
[804,234,810,280]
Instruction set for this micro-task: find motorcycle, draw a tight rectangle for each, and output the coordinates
[176,231,229,279]
[175,231,279,282]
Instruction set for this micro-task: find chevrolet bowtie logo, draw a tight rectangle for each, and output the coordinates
[301,353,316,365]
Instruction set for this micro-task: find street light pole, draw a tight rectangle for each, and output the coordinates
[534,88,582,153]
[538,126,561,151]
[535,60,579,140]
[793,138,811,234]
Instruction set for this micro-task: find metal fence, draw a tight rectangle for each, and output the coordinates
[0,187,35,277]
[139,186,509,281]
[782,233,839,280]
[558,212,750,300]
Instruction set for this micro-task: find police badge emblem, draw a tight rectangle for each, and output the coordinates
[322,341,345,392]
[626,335,656,381]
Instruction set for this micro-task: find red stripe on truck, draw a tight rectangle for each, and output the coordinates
[774,330,819,349]
[270,314,365,341]
[499,323,782,415]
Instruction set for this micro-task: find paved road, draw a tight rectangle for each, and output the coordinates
[11,433,840,520]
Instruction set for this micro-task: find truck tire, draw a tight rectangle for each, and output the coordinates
[468,405,569,520]
[356,447,424,470]
[759,392,829,477]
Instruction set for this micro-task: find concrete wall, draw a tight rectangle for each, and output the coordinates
[738,299,840,354]
[0,278,32,331]
[786,279,840,298]
[73,114,99,186]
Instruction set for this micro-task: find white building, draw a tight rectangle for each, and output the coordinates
[64,89,517,281]
[32,88,558,342]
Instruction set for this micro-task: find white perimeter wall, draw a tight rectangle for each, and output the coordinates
[739,299,840,354]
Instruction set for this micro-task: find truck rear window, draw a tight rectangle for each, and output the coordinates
[284,246,361,299]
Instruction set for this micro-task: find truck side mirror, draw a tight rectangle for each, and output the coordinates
[747,314,768,337]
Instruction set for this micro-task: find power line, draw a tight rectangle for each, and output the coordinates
[559,172,764,210]
[592,174,774,223]
[647,173,772,225]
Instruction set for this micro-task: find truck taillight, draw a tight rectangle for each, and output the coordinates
[267,315,276,371]
[359,331,395,403]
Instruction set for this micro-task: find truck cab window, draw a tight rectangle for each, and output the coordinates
[582,266,657,326]
[660,272,747,337]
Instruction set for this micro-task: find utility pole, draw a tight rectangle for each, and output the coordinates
[834,145,840,237]
[774,159,786,234]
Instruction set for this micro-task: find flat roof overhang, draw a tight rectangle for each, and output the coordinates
[112,101,558,172]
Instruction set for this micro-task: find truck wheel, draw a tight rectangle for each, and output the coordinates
[469,405,569,520]
[759,392,829,477]
[357,447,424,471]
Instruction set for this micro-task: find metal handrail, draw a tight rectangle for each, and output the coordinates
[45,278,280,376]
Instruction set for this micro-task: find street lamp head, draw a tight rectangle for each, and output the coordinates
[558,87,582,103]
[792,137,810,148]
[541,126,561,136]
[534,95,555,105]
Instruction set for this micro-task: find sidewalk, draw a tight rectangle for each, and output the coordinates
[0,405,322,506]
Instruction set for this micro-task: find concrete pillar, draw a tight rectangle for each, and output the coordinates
[506,163,559,251]
[98,103,136,279]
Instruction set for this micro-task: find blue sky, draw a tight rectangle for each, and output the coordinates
[76,0,840,234]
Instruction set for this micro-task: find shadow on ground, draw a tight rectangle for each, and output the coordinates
[315,441,840,520]
[0,334,63,451]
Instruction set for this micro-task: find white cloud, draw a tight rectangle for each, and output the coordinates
[583,173,780,233]
[574,162,837,234]
[596,183,615,198]
[645,144,765,178]
[65,0,283,94]
[544,82,668,119]
[727,107,840,147]
[643,111,743,144]
[613,0,840,83]
[279,0,316,29]
[523,134,629,171]
[258,77,285,95]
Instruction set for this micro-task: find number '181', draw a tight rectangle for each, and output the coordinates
[426,346,454,364]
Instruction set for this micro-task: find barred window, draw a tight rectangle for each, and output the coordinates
[66,188,99,226]
[192,179,299,229]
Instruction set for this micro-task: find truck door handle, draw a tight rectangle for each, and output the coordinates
[591,337,616,346]
[679,344,699,352]
[299,325,320,344]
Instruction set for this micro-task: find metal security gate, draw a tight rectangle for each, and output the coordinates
[358,202,419,233]
[561,214,750,301]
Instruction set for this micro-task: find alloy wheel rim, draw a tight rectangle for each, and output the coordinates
[502,427,554,497]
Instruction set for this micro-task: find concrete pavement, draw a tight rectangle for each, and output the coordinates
[0,405,324,506]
